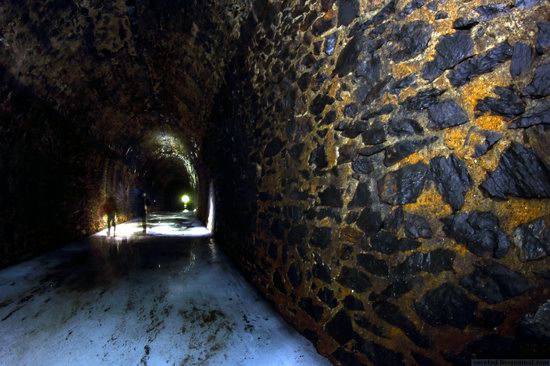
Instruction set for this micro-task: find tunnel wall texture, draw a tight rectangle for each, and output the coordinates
[207,0,550,364]
[0,69,137,267]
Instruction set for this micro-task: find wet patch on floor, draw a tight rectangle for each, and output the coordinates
[0,213,330,366]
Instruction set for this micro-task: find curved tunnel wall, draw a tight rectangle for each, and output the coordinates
[206,0,550,364]
[0,68,139,265]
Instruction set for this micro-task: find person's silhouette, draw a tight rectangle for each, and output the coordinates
[137,192,150,233]
[100,196,117,236]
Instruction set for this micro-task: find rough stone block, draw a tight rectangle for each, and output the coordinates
[460,260,532,304]
[414,283,477,329]
[442,211,510,258]
[513,218,550,261]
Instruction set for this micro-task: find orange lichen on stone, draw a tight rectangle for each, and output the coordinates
[398,150,429,166]
[433,74,451,90]
[391,62,419,80]
[474,115,507,132]
[475,139,510,174]
[325,130,338,168]
[340,90,353,105]
[403,185,452,219]
[461,184,489,212]
[431,1,460,33]
[398,86,417,100]
[465,130,486,152]
[328,80,340,98]
[443,126,469,155]
[461,69,511,116]
[338,286,353,298]
[360,0,387,13]
[382,92,398,106]
[493,198,550,233]
[404,8,435,27]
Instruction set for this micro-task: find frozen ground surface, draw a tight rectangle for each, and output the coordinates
[0,213,330,366]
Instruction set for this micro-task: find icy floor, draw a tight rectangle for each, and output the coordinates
[0,213,330,366]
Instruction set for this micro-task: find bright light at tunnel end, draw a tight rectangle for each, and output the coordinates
[181,194,190,204]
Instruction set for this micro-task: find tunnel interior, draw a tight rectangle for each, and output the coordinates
[129,131,198,212]
[1,0,550,364]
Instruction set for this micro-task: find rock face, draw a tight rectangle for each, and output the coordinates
[373,301,432,348]
[510,42,533,77]
[370,231,421,254]
[473,131,503,157]
[476,87,525,119]
[445,335,519,365]
[524,64,550,97]
[430,154,472,210]
[394,249,456,277]
[511,100,550,128]
[423,31,474,80]
[481,143,550,198]
[442,211,510,258]
[414,284,477,329]
[387,118,424,136]
[356,208,383,235]
[513,218,550,261]
[520,300,550,342]
[209,0,550,363]
[325,310,355,344]
[338,0,359,26]
[460,261,532,304]
[333,35,362,77]
[536,21,550,53]
[384,137,437,166]
[391,21,433,62]
[428,100,469,129]
[357,253,389,276]
[337,267,371,292]
[404,213,433,239]
[378,163,431,204]
[448,42,513,86]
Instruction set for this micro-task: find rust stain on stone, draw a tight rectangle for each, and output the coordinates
[494,198,550,234]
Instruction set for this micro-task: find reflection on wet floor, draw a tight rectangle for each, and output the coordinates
[0,213,329,366]
[96,212,211,239]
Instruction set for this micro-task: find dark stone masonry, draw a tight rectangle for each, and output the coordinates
[2,0,550,364]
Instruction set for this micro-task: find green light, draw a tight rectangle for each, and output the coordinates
[181,194,190,204]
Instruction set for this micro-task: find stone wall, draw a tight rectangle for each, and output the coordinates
[0,68,136,266]
[208,0,550,364]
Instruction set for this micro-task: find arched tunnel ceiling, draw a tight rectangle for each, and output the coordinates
[129,129,198,189]
[0,0,250,154]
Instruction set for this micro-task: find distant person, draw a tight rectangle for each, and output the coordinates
[100,196,118,236]
[136,192,150,233]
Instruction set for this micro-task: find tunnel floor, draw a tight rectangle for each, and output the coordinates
[0,213,330,366]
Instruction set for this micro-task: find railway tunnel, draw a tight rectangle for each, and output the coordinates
[1,0,550,364]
